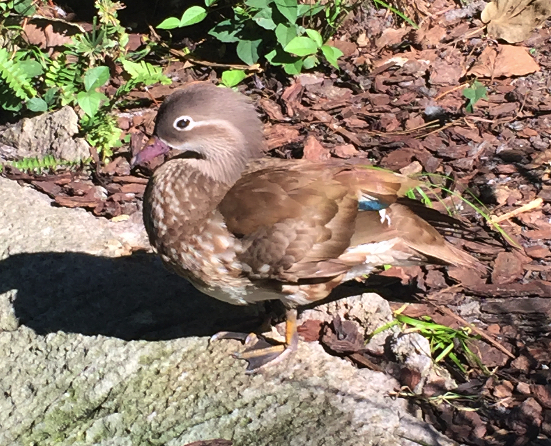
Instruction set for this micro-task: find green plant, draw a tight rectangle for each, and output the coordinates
[2,0,171,160]
[43,53,83,107]
[398,314,487,374]
[115,59,171,99]
[372,312,487,376]
[157,0,344,75]
[220,69,248,88]
[0,155,88,174]
[0,48,44,112]
[0,0,37,16]
[0,0,38,51]
[80,113,123,159]
[78,66,110,117]
[462,80,487,113]
[406,175,518,247]
[372,0,418,29]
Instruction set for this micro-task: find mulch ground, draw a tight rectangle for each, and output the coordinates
[3,1,551,445]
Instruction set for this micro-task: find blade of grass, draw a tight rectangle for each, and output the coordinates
[372,0,419,29]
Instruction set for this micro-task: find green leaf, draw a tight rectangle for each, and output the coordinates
[13,0,35,15]
[120,59,143,78]
[26,98,48,112]
[209,19,243,43]
[0,48,36,99]
[245,0,271,7]
[221,69,247,88]
[284,36,318,56]
[320,44,343,69]
[44,87,58,105]
[274,0,298,24]
[180,6,207,27]
[156,16,181,30]
[265,47,299,66]
[275,23,298,47]
[205,0,217,5]
[462,80,487,113]
[302,55,318,69]
[77,90,107,117]
[265,49,278,64]
[253,8,276,30]
[283,59,303,75]
[305,29,323,48]
[18,59,43,77]
[297,2,324,17]
[83,66,110,92]
[236,39,261,65]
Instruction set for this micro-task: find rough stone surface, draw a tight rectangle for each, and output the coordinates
[0,176,457,446]
[300,293,399,355]
[0,106,90,162]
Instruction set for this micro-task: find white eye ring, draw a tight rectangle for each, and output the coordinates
[173,115,195,131]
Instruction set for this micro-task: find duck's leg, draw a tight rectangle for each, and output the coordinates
[212,308,298,373]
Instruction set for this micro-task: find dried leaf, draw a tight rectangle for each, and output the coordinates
[481,0,551,43]
[375,28,409,49]
[24,23,74,48]
[468,45,539,78]
[414,24,447,48]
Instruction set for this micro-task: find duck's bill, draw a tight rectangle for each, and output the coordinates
[130,137,171,168]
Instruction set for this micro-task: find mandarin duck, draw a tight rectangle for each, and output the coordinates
[133,82,478,372]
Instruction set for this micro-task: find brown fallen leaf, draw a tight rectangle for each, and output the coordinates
[481,0,551,43]
[24,23,74,48]
[328,39,357,57]
[297,319,323,342]
[23,17,84,49]
[375,28,410,49]
[468,45,540,78]
[414,24,447,48]
[281,82,304,117]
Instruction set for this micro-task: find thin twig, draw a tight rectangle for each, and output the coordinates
[436,306,515,359]
[491,198,543,223]
[435,83,469,101]
[169,48,263,72]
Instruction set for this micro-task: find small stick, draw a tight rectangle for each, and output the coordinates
[491,198,543,223]
[437,306,516,359]
[435,83,469,101]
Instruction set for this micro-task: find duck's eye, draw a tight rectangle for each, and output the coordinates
[173,116,193,131]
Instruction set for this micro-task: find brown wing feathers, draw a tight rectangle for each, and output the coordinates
[220,168,358,281]
[219,161,478,282]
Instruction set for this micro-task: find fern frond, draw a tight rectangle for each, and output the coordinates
[1,155,87,174]
[44,55,83,106]
[0,48,36,100]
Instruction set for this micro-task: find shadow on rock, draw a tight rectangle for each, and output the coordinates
[0,251,264,341]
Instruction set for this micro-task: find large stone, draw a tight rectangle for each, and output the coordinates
[0,106,90,162]
[0,177,457,446]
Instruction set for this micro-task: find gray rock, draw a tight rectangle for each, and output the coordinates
[390,332,456,394]
[300,293,400,355]
[0,106,90,162]
[0,177,457,446]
